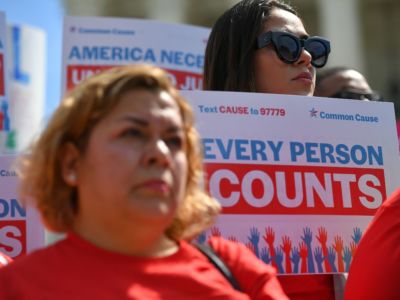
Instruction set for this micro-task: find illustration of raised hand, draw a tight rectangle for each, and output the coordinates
[196,231,207,244]
[274,247,285,274]
[352,227,363,245]
[299,241,308,273]
[261,247,272,264]
[210,226,221,238]
[263,226,275,247]
[248,227,260,258]
[301,227,315,273]
[263,227,277,268]
[350,241,357,257]
[316,227,328,246]
[246,241,255,254]
[343,246,352,272]
[327,246,338,272]
[333,235,344,272]
[281,235,292,273]
[291,247,300,274]
[227,236,238,243]
[314,246,325,273]
[316,226,331,272]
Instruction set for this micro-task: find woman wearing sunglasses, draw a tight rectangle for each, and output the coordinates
[204,0,330,95]
[204,0,334,299]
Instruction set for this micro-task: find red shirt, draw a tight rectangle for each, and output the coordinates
[0,234,288,299]
[344,188,400,300]
[278,274,335,300]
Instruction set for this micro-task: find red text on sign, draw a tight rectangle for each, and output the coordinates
[205,163,386,215]
[0,220,26,258]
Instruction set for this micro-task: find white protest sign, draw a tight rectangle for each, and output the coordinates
[0,155,45,258]
[0,12,6,100]
[62,16,209,93]
[0,12,12,154]
[0,13,45,258]
[183,90,399,274]
[6,23,46,153]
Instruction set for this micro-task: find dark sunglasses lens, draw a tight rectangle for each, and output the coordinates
[276,35,300,62]
[306,39,328,67]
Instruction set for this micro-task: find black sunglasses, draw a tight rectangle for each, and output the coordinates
[330,90,383,101]
[257,31,331,68]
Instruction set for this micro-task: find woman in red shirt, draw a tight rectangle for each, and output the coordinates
[0,64,288,299]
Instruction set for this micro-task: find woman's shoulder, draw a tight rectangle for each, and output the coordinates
[207,237,288,299]
[381,188,400,209]
[0,242,59,274]
[207,236,245,255]
[0,236,76,278]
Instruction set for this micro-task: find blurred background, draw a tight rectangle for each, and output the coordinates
[1,0,400,117]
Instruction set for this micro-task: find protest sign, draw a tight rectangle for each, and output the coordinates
[6,23,46,152]
[183,90,400,274]
[0,155,44,258]
[0,12,45,258]
[0,12,5,99]
[62,16,209,93]
[0,12,11,153]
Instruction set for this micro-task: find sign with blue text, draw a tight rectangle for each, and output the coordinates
[62,16,209,94]
[6,23,46,152]
[183,90,400,274]
[0,12,11,153]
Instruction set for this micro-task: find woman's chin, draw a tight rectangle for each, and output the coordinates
[293,88,314,97]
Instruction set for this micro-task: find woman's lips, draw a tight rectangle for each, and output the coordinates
[292,72,313,82]
[139,180,170,195]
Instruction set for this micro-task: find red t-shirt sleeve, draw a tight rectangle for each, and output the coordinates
[345,188,400,300]
[208,237,289,300]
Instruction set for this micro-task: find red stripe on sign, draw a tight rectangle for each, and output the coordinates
[0,220,27,258]
[166,69,203,90]
[66,65,203,91]
[66,65,111,90]
[204,163,386,216]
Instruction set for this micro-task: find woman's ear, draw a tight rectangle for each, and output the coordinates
[61,142,80,186]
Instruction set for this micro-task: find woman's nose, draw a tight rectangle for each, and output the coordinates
[143,139,171,167]
[295,47,312,66]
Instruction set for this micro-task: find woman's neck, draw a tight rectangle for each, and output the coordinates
[72,218,179,257]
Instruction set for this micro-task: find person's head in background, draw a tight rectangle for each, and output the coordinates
[204,0,330,96]
[315,66,383,101]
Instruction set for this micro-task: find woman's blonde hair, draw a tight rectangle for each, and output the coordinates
[18,64,220,240]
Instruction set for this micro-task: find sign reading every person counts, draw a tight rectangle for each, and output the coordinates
[62,16,209,93]
[183,90,400,275]
[61,15,400,275]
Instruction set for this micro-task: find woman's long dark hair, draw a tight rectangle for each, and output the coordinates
[203,0,297,92]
